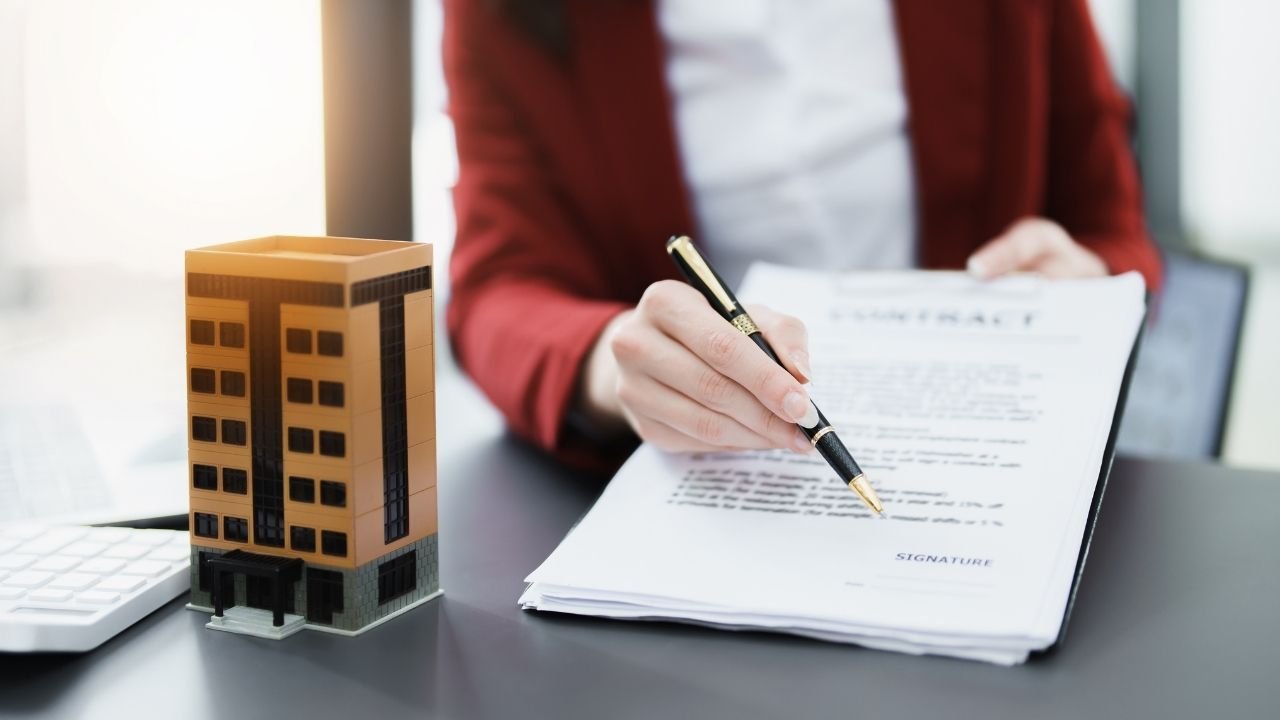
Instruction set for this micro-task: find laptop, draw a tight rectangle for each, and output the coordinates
[0,267,189,526]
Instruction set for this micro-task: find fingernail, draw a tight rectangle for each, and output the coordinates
[966,256,987,278]
[782,391,807,423]
[791,430,812,453]
[791,350,813,382]
[783,391,820,428]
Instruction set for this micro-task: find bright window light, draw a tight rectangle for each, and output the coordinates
[15,0,325,274]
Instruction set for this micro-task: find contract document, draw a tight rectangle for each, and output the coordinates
[520,266,1147,664]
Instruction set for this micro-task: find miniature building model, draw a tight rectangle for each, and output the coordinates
[184,236,439,638]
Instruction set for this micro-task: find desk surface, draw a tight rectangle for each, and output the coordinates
[3,373,1279,720]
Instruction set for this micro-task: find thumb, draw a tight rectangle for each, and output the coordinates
[967,224,1051,279]
[746,304,812,384]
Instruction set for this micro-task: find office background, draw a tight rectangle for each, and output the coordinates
[0,0,1276,469]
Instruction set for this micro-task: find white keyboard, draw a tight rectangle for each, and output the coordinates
[0,524,190,652]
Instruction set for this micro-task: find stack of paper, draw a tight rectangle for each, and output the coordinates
[520,266,1147,664]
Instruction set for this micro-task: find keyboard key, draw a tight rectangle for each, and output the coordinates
[61,541,109,557]
[0,586,26,600]
[4,570,54,588]
[127,532,173,546]
[94,576,145,593]
[78,558,126,575]
[36,526,89,543]
[0,538,20,553]
[148,545,190,562]
[0,554,36,571]
[75,590,120,605]
[121,561,169,578]
[102,544,149,560]
[16,537,75,555]
[32,556,80,573]
[47,573,98,591]
[27,588,72,603]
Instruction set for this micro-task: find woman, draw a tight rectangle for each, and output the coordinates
[443,0,1162,470]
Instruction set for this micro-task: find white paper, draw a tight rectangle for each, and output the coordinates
[521,266,1146,664]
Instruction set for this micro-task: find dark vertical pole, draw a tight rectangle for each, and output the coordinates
[1134,0,1183,250]
[271,575,284,627]
[213,570,225,618]
[321,0,415,241]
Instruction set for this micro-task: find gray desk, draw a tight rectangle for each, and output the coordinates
[3,385,1279,719]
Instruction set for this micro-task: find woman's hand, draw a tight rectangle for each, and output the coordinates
[966,217,1108,279]
[578,280,816,454]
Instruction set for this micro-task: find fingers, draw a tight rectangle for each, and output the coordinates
[637,281,819,430]
[619,409,724,454]
[610,316,810,452]
[966,217,1107,279]
[747,304,812,383]
[967,219,1059,279]
[616,371,781,452]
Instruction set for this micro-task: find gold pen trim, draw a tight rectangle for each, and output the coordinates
[730,314,759,335]
[809,426,835,446]
[848,474,884,515]
[667,236,737,314]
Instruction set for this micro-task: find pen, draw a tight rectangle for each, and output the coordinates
[666,235,884,515]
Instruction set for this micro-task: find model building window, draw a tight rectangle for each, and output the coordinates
[190,319,215,345]
[221,419,247,446]
[317,330,343,357]
[194,512,219,539]
[319,480,346,507]
[317,381,344,407]
[318,431,346,458]
[289,476,315,503]
[377,551,417,605]
[291,526,316,552]
[384,491,408,544]
[286,327,312,354]
[321,530,347,557]
[192,463,218,490]
[288,427,314,453]
[192,416,217,442]
[254,509,285,547]
[286,377,313,404]
[190,368,216,394]
[221,370,246,397]
[222,467,248,495]
[224,516,249,543]
[219,321,245,348]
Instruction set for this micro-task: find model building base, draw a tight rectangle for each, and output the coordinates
[207,606,306,640]
[187,533,440,638]
[188,589,442,638]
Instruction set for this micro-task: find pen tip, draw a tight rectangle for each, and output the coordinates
[849,474,885,516]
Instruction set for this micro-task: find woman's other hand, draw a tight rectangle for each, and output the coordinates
[966,217,1108,280]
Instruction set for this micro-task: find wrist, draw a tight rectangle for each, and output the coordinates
[572,310,632,436]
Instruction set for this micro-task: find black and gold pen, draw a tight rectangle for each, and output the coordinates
[666,235,884,515]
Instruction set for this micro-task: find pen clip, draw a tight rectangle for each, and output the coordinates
[666,236,737,315]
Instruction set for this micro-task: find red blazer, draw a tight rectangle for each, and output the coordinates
[443,0,1163,468]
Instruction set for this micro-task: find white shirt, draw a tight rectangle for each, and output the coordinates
[658,0,918,289]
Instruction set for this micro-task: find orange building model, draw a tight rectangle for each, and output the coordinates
[183,236,438,638]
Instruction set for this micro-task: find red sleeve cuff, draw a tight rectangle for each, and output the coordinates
[1079,233,1164,293]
